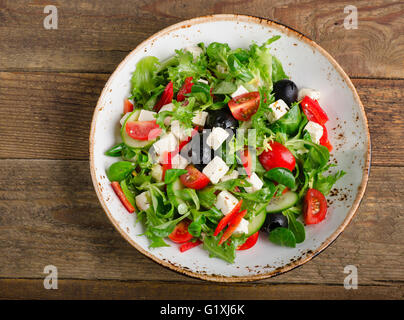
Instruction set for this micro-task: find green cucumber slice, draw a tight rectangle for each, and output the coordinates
[121,110,155,148]
[246,210,266,236]
[266,191,298,213]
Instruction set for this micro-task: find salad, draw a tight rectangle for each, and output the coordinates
[105,36,345,263]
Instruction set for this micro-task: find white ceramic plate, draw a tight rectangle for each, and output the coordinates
[90,14,370,282]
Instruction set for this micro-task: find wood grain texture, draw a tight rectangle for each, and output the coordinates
[0,160,403,291]
[0,279,402,300]
[0,0,403,78]
[1,72,403,166]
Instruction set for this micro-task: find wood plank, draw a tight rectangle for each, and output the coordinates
[1,72,403,166]
[0,160,402,285]
[0,0,403,78]
[0,279,401,300]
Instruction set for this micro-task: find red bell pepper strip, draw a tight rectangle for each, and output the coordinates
[237,231,259,250]
[154,81,174,112]
[240,148,253,177]
[300,96,329,125]
[161,151,172,181]
[179,239,202,252]
[177,77,194,102]
[123,99,134,114]
[219,209,248,245]
[111,181,135,213]
[319,123,333,152]
[213,200,243,236]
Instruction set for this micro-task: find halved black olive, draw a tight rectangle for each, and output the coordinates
[261,212,288,233]
[273,79,298,106]
[205,108,238,130]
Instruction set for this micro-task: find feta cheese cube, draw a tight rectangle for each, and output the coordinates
[244,172,264,193]
[120,112,131,126]
[192,111,208,126]
[171,153,189,170]
[135,191,151,211]
[202,156,229,184]
[304,121,324,144]
[267,99,289,123]
[233,218,249,235]
[159,103,174,126]
[215,190,238,215]
[220,170,239,182]
[206,127,230,150]
[153,133,178,155]
[171,120,190,141]
[298,88,321,101]
[231,85,249,98]
[185,45,203,59]
[138,110,156,122]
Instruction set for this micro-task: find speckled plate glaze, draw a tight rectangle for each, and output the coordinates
[90,14,370,282]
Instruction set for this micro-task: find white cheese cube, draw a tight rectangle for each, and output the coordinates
[304,121,324,144]
[244,172,264,193]
[171,120,190,141]
[233,218,249,235]
[267,99,289,123]
[202,156,229,184]
[135,191,151,211]
[185,45,203,59]
[153,133,178,155]
[206,127,230,150]
[159,103,174,126]
[231,85,249,98]
[192,111,208,126]
[120,112,131,126]
[215,190,238,215]
[138,110,156,122]
[171,154,189,170]
[298,88,321,101]
[220,170,239,182]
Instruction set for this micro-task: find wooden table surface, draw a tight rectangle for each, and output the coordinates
[0,0,403,300]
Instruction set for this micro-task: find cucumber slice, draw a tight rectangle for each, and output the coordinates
[266,191,298,213]
[246,210,266,236]
[166,178,186,208]
[121,110,155,148]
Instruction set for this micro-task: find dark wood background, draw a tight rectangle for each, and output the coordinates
[0,0,403,299]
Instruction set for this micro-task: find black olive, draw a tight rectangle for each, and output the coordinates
[205,108,238,130]
[273,79,298,106]
[180,131,214,171]
[261,213,288,233]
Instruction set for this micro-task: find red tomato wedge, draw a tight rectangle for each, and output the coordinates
[259,141,296,172]
[228,92,260,121]
[180,165,210,190]
[123,99,134,114]
[154,81,174,112]
[300,96,329,125]
[125,120,162,141]
[240,148,253,177]
[237,232,259,250]
[219,209,248,245]
[319,124,333,152]
[180,239,202,252]
[303,189,328,225]
[213,200,243,236]
[169,220,193,244]
[177,77,194,102]
[111,182,135,213]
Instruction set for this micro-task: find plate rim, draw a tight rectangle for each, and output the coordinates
[89,14,371,282]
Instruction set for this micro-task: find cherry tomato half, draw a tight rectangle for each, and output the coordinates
[303,188,328,225]
[258,141,296,172]
[123,99,134,114]
[180,165,210,190]
[169,220,193,244]
[125,120,162,141]
[237,232,259,250]
[228,92,260,121]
